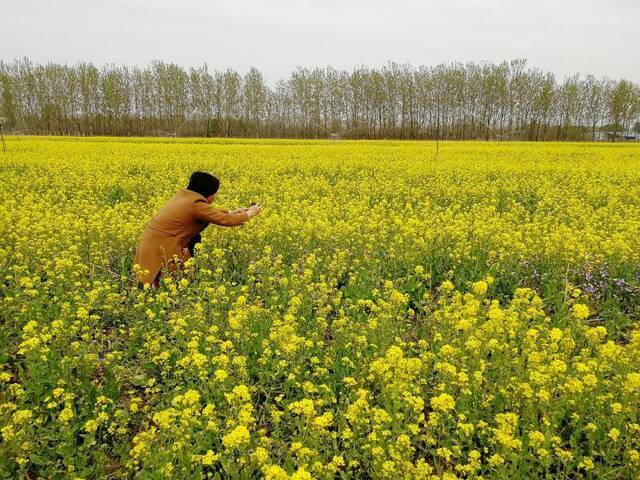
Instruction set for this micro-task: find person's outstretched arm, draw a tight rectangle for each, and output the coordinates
[192,200,261,227]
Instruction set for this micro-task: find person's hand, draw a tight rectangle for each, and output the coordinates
[246,203,262,218]
[230,207,249,214]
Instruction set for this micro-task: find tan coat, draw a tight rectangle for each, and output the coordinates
[133,189,248,285]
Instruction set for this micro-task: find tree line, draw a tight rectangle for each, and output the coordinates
[1,57,639,140]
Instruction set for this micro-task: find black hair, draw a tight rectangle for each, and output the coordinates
[187,171,220,197]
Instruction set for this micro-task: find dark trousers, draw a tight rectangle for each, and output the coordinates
[187,233,202,257]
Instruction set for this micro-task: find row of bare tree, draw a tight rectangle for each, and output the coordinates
[1,58,639,140]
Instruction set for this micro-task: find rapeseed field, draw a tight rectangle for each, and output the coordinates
[1,137,640,479]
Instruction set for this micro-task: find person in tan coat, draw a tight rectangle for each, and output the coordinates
[133,171,262,286]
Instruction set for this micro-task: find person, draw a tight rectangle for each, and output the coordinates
[133,171,262,286]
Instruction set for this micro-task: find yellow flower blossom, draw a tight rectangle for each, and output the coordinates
[222,425,251,449]
[431,393,455,412]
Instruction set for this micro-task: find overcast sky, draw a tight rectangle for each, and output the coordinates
[2,0,639,84]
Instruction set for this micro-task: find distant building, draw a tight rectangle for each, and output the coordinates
[621,131,640,141]
[593,131,640,141]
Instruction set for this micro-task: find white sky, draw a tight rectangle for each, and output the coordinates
[3,0,639,84]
